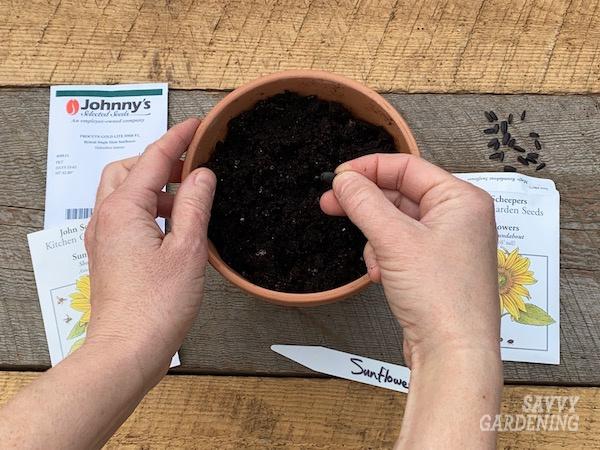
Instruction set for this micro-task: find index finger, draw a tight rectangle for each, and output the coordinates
[335,153,459,205]
[123,118,200,192]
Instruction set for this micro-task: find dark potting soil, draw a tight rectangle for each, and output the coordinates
[205,91,396,293]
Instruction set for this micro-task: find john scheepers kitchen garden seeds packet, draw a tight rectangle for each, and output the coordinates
[28,219,180,367]
[456,172,559,365]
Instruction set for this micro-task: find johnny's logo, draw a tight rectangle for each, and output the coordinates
[66,98,151,115]
[65,99,79,115]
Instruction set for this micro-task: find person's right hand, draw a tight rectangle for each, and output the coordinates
[320,154,500,368]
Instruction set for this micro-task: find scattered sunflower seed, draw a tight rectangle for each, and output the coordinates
[527,152,539,160]
[517,156,530,166]
[484,125,499,134]
[536,162,546,171]
[504,165,517,172]
[508,138,516,148]
[487,138,500,148]
[502,132,511,145]
[529,132,540,138]
[489,111,498,121]
[526,155,538,163]
[508,113,514,124]
[484,111,494,122]
[534,139,542,150]
[489,152,502,160]
[521,110,527,121]
[513,145,526,153]
[499,151,505,162]
[500,121,508,133]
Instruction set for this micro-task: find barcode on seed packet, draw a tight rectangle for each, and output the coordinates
[65,208,93,220]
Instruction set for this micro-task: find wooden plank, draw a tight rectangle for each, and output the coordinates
[0,89,599,385]
[2,89,600,203]
[1,0,600,93]
[0,372,598,448]
[6,266,599,384]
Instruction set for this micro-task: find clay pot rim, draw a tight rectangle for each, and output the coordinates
[182,69,420,306]
[208,241,371,306]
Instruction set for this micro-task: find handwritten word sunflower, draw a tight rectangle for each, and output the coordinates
[497,249,554,326]
[67,275,91,353]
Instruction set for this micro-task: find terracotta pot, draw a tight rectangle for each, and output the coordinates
[182,70,419,306]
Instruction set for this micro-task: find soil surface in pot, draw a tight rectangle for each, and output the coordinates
[205,91,395,293]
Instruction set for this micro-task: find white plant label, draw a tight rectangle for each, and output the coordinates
[272,345,410,393]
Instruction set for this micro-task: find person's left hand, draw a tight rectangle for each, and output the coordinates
[83,118,216,379]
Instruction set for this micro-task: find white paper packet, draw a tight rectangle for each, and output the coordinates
[45,83,168,229]
[28,220,180,367]
[456,172,560,364]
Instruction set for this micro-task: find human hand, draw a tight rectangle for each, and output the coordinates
[320,153,500,368]
[84,118,216,379]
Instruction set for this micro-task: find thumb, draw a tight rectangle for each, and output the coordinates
[332,171,410,246]
[168,168,216,248]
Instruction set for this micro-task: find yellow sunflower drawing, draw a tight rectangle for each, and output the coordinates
[497,248,555,326]
[497,248,536,320]
[67,275,91,353]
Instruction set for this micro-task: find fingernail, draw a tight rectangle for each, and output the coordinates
[331,170,355,189]
[194,168,215,187]
[334,162,352,174]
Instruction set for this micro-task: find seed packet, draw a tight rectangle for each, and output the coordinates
[456,172,560,365]
[44,83,168,229]
[28,220,180,367]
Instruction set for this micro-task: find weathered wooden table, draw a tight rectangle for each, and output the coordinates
[1,1,599,448]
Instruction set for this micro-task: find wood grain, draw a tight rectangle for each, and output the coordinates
[5,265,598,383]
[0,372,598,449]
[1,0,600,93]
[1,89,599,384]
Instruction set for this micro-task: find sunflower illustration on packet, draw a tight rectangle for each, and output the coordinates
[497,248,555,326]
[66,275,91,354]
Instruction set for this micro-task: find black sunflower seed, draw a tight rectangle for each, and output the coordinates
[484,111,494,122]
[536,162,546,171]
[513,145,526,153]
[517,156,529,166]
[489,111,498,121]
[499,151,505,162]
[534,139,542,150]
[504,165,517,172]
[508,113,514,124]
[484,124,499,134]
[320,172,336,184]
[529,132,540,138]
[489,152,501,160]
[527,152,539,160]
[508,138,516,148]
[487,138,500,148]
[521,110,526,121]
[526,155,538,163]
[502,132,511,145]
[500,121,508,134]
